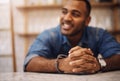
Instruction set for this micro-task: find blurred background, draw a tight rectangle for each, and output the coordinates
[0,0,120,72]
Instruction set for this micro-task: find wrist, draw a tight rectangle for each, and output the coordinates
[59,58,65,72]
[55,54,67,73]
[98,58,107,71]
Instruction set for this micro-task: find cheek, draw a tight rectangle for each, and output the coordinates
[60,15,64,22]
[74,20,83,27]
[74,20,86,30]
[74,18,86,25]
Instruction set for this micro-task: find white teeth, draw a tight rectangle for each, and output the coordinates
[64,24,70,27]
[63,24,71,29]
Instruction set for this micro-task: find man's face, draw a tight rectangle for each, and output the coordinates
[60,0,90,36]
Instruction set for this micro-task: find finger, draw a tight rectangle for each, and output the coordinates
[69,59,85,67]
[68,46,81,54]
[72,67,92,73]
[72,68,83,73]
[69,51,84,60]
[84,49,94,56]
[79,63,97,70]
[79,56,99,71]
[78,62,100,73]
[69,48,87,58]
[80,55,96,63]
[69,49,93,60]
[72,63,97,74]
[73,68,95,74]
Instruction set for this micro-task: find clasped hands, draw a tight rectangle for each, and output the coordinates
[59,46,101,74]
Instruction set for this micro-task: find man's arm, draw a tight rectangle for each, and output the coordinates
[25,49,120,73]
[103,54,120,72]
[26,56,57,72]
[25,55,74,73]
[25,46,96,73]
[25,47,100,74]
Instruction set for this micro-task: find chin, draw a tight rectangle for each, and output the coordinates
[61,31,68,35]
[61,31,72,36]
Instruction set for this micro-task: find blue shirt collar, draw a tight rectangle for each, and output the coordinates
[62,27,89,48]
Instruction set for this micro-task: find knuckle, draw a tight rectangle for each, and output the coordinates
[76,46,81,48]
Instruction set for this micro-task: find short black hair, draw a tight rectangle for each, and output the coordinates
[76,0,91,16]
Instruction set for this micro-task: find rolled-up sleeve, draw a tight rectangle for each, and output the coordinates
[24,54,39,71]
[98,31,120,58]
[24,30,53,70]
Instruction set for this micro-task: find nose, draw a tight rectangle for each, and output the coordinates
[64,13,72,21]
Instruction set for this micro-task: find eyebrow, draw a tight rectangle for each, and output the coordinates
[61,8,67,11]
[61,8,81,14]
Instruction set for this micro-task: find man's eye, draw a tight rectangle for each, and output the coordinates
[62,10,67,15]
[72,12,80,17]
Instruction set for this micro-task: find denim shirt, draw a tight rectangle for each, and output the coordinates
[24,25,120,68]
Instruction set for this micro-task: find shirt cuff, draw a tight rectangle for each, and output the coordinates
[24,54,39,71]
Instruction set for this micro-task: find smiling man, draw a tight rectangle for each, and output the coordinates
[24,0,120,74]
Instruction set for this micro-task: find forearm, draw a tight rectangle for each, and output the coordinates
[103,54,120,72]
[26,56,57,72]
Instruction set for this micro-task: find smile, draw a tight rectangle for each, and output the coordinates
[62,23,73,30]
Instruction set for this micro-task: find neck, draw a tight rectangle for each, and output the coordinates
[67,31,83,47]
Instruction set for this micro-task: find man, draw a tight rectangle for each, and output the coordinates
[24,0,120,74]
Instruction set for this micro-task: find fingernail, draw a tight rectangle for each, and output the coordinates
[68,54,71,57]
[68,51,72,54]
[68,51,70,54]
[72,69,77,72]
[69,62,73,65]
[88,48,91,50]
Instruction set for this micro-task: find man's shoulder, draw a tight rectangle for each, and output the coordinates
[86,26,106,36]
[87,26,105,32]
[85,26,108,41]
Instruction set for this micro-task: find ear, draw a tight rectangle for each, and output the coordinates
[85,16,91,26]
